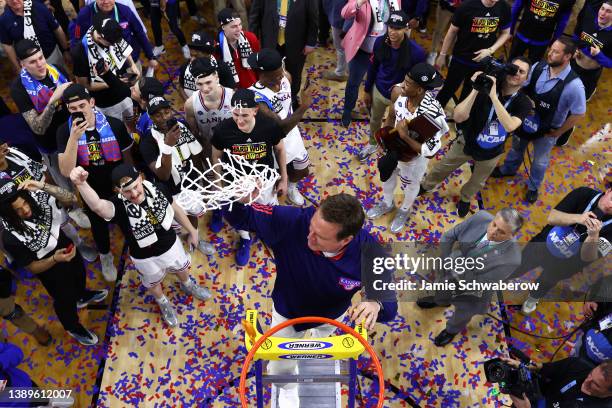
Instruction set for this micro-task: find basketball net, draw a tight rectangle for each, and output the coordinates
[176,150,279,212]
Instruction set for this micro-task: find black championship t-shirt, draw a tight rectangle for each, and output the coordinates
[9,66,71,153]
[56,115,133,198]
[517,0,575,42]
[3,226,71,267]
[71,43,131,108]
[108,182,177,259]
[210,112,284,169]
[1,152,45,185]
[532,187,612,265]
[451,0,511,60]
[461,90,533,160]
[539,358,611,407]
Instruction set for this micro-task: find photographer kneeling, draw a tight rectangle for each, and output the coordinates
[420,57,533,217]
[504,357,612,407]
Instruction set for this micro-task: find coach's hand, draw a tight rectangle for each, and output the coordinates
[348,301,381,331]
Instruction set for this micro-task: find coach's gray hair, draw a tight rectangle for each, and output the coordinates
[498,208,524,233]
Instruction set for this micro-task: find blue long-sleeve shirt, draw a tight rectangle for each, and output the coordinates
[223,203,398,331]
[0,342,33,397]
[74,3,154,61]
[364,36,426,99]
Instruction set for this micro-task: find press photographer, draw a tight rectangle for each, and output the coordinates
[501,357,612,407]
[420,56,533,217]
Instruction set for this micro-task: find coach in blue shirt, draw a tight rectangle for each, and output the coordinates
[0,0,70,73]
[493,37,586,204]
[74,0,157,71]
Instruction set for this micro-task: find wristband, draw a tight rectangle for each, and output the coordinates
[439,52,447,56]
[160,144,174,155]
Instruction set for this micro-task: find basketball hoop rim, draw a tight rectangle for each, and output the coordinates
[238,316,385,408]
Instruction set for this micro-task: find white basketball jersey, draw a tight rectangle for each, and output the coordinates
[249,77,308,165]
[192,87,234,140]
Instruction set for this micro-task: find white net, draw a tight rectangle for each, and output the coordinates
[177,150,279,212]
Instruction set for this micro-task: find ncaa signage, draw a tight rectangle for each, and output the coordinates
[278,341,333,351]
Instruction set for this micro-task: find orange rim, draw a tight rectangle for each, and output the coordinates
[238,316,385,408]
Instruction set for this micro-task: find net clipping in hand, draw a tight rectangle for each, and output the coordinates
[177,150,279,211]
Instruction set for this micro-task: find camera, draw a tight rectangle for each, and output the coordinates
[484,347,542,400]
[472,57,520,94]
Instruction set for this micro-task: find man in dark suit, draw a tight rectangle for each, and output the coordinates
[417,208,523,346]
[249,0,319,107]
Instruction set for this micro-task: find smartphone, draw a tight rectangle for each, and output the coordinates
[95,59,106,75]
[65,243,74,253]
[165,117,178,130]
[71,111,85,124]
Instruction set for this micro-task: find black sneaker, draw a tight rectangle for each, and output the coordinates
[457,200,470,217]
[67,324,98,346]
[77,289,108,309]
[555,127,574,147]
[526,189,539,204]
[490,167,515,178]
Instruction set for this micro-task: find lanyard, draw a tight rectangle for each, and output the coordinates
[582,193,612,229]
[485,92,517,127]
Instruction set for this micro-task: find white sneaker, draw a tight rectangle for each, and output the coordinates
[100,252,117,282]
[182,45,191,59]
[77,243,98,262]
[287,186,305,206]
[158,300,178,327]
[427,52,438,66]
[68,208,91,229]
[153,45,166,57]
[521,296,539,314]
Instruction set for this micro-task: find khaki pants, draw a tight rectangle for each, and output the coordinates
[0,296,38,334]
[421,137,501,202]
[368,86,391,145]
[214,0,249,30]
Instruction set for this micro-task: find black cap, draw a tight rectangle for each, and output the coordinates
[408,63,444,90]
[93,14,123,44]
[0,176,18,203]
[138,77,165,101]
[189,31,215,52]
[231,88,258,109]
[191,57,218,79]
[15,39,42,61]
[247,48,282,72]
[63,83,91,104]
[111,163,140,188]
[218,8,240,26]
[387,10,409,29]
[147,96,171,115]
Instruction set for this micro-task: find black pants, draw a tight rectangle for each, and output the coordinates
[436,58,480,109]
[318,0,330,44]
[509,36,548,63]
[84,204,111,255]
[150,3,187,47]
[278,44,307,105]
[49,0,70,34]
[509,240,581,299]
[37,253,86,332]
[183,0,197,16]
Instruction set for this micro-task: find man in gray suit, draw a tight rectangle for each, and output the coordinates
[416,208,524,346]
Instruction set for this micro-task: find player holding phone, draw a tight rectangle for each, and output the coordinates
[0,177,107,346]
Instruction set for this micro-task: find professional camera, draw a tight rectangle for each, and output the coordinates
[472,57,520,94]
[484,348,542,400]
